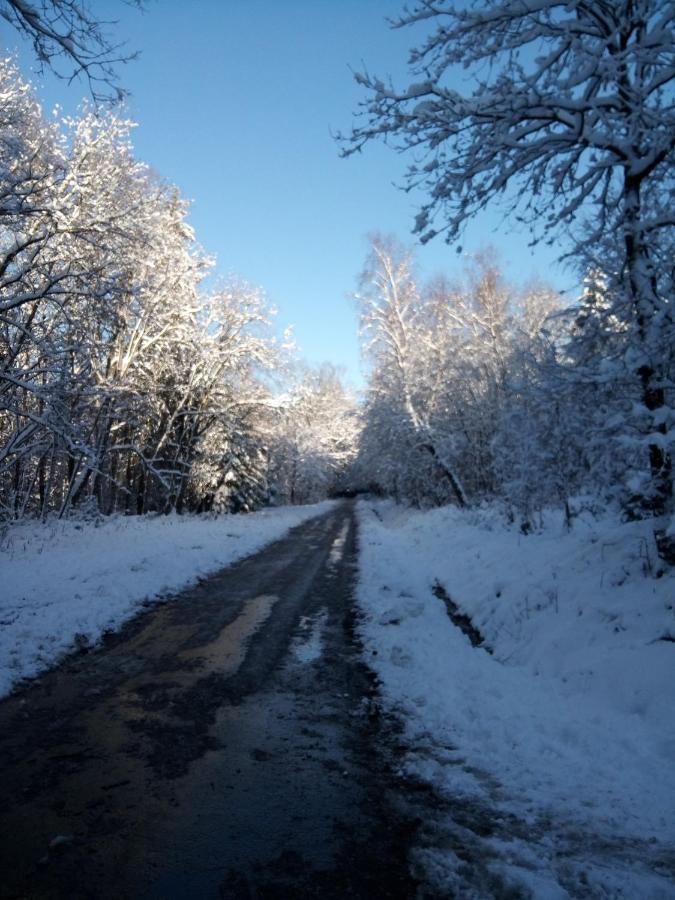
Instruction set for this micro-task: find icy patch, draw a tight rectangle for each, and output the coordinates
[291,609,328,665]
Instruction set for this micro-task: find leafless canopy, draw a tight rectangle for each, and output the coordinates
[343,0,675,250]
[1,0,142,102]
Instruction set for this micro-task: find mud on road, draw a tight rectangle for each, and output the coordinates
[0,502,424,899]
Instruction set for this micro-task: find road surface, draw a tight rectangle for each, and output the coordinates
[0,502,423,899]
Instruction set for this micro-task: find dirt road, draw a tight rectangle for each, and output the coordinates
[0,502,421,899]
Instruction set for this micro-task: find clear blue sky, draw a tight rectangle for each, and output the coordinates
[9,0,573,387]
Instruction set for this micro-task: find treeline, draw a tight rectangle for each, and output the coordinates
[0,60,356,520]
[352,235,673,529]
[344,0,675,543]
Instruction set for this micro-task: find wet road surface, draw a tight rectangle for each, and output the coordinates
[0,502,421,899]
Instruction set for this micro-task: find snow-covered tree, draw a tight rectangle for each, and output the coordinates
[345,0,675,518]
[0,61,287,520]
[356,235,468,506]
[353,235,583,514]
[269,363,359,505]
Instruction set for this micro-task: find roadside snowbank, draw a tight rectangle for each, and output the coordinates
[356,500,675,896]
[0,501,335,698]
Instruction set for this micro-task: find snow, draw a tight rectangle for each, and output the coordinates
[290,609,328,665]
[356,499,675,896]
[0,501,335,698]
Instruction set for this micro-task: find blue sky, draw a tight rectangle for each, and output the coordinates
[10,1,573,387]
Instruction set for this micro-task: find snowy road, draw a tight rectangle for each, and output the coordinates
[0,502,420,899]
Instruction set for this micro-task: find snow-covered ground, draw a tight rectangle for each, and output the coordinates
[356,500,675,898]
[0,501,334,698]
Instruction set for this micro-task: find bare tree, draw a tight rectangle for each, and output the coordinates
[1,0,142,101]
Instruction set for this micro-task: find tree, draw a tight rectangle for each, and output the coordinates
[1,0,141,101]
[357,235,468,507]
[354,232,606,517]
[269,363,359,505]
[0,59,289,521]
[345,0,675,517]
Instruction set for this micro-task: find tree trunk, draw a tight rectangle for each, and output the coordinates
[624,173,672,514]
[420,442,467,508]
[136,465,146,516]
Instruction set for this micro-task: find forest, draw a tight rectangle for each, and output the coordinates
[0,54,358,519]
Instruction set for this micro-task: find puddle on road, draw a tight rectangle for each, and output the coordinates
[290,609,328,665]
[194,593,278,673]
[117,593,279,726]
